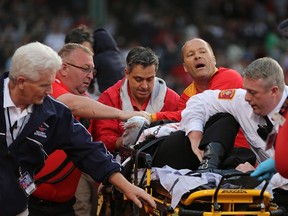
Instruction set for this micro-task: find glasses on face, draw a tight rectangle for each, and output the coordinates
[65,62,97,76]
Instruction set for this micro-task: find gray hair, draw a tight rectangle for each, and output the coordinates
[9,42,62,81]
[58,43,94,59]
[243,57,285,92]
[126,46,159,72]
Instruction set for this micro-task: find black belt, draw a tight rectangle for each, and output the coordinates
[272,188,288,212]
[29,196,76,207]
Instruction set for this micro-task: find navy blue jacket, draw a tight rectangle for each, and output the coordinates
[0,73,121,216]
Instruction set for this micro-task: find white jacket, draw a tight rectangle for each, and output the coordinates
[180,87,288,190]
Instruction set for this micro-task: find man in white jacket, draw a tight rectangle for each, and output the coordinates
[180,57,288,212]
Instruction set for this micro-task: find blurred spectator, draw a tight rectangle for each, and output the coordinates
[92,28,125,94]
[64,24,94,52]
[44,20,66,52]
[1,0,288,88]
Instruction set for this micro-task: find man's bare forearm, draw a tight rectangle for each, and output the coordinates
[187,131,204,162]
[56,93,151,121]
[57,93,122,119]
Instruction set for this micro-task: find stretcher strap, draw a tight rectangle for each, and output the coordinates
[134,136,168,185]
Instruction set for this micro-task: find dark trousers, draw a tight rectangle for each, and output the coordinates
[152,113,255,170]
[28,196,76,216]
[273,188,288,216]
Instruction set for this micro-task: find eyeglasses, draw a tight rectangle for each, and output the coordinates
[65,62,97,76]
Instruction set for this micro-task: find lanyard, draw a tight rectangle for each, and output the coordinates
[7,107,26,142]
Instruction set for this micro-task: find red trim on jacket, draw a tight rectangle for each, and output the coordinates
[275,110,288,178]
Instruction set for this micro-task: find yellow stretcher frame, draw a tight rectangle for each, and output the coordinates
[141,165,282,216]
[97,147,284,216]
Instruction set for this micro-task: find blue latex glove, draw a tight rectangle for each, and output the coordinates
[250,158,277,181]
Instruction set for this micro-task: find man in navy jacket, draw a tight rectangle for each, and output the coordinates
[0,41,155,216]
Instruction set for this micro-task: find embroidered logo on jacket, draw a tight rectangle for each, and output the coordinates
[34,123,48,138]
[218,89,236,100]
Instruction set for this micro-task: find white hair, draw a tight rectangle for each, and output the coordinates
[9,42,62,81]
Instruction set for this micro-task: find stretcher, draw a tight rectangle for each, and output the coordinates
[97,145,285,216]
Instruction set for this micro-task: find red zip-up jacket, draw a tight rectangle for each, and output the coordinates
[91,78,179,152]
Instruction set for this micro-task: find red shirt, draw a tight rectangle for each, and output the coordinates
[51,78,70,98]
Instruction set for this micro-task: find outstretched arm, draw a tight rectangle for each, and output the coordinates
[57,93,150,120]
[108,172,156,209]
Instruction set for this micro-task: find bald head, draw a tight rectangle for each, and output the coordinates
[181,38,214,61]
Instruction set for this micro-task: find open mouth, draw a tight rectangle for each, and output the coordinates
[195,63,205,69]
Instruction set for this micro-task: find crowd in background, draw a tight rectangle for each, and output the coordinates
[1,0,288,94]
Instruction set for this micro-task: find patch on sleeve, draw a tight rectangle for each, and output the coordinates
[218,89,236,100]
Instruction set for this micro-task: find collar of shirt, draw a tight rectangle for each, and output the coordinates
[54,77,90,97]
[4,78,33,146]
[266,87,288,126]
[127,87,150,111]
[3,78,33,114]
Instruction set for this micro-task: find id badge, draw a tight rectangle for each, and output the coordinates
[18,171,37,197]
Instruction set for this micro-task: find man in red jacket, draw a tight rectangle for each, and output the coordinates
[150,38,243,122]
[91,46,180,153]
[146,38,253,171]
